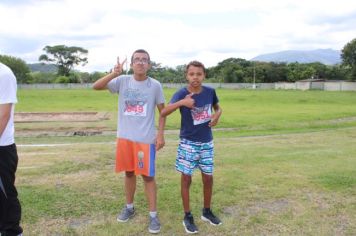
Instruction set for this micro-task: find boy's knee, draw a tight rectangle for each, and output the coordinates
[125,171,135,177]
[182,174,192,184]
[142,175,155,182]
[202,174,213,183]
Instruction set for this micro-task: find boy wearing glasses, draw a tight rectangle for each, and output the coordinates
[93,49,166,234]
[160,61,222,234]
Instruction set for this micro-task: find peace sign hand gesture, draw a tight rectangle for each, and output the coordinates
[113,56,127,76]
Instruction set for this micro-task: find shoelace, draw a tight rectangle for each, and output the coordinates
[205,209,215,216]
[187,215,195,224]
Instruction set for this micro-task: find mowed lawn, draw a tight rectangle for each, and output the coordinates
[16,88,356,135]
[15,88,356,235]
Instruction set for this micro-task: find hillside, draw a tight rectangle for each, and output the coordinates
[251,49,341,65]
[28,63,58,73]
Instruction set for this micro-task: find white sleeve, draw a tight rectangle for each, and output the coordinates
[0,66,17,104]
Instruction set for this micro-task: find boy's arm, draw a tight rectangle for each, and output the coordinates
[156,103,166,151]
[92,71,119,90]
[160,93,194,117]
[92,58,126,90]
[0,103,12,138]
[209,103,222,127]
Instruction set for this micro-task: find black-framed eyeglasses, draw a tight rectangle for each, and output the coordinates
[132,58,149,65]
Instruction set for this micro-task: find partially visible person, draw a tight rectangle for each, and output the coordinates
[0,62,23,236]
[161,60,222,234]
[93,49,165,234]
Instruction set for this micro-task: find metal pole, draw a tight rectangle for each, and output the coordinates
[253,62,256,89]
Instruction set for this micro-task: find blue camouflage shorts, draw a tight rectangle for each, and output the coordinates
[176,138,214,176]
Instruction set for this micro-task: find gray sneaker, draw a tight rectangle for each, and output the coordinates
[149,216,161,234]
[117,206,135,222]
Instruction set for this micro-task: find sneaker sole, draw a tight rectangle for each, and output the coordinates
[182,221,198,234]
[149,227,161,234]
[201,215,222,226]
[117,212,135,222]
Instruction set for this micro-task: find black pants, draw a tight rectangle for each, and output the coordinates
[0,144,22,236]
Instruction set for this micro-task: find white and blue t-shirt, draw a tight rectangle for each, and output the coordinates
[170,86,219,142]
[107,75,165,144]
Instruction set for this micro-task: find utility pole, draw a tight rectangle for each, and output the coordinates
[252,62,256,89]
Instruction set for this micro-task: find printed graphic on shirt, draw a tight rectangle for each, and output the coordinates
[123,88,148,117]
[191,104,212,125]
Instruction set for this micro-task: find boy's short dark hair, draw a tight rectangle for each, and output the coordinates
[185,60,206,74]
[131,49,150,64]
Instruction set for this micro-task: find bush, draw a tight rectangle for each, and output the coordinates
[30,72,57,83]
[55,76,70,83]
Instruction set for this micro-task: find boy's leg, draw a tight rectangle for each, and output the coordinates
[142,175,156,211]
[201,173,222,226]
[199,141,222,225]
[176,139,199,233]
[198,140,214,208]
[176,139,199,213]
[181,174,192,212]
[117,171,136,222]
[125,171,136,204]
[181,174,199,234]
[0,144,23,235]
[116,139,137,205]
[142,175,161,234]
[116,139,137,222]
[139,142,160,233]
[201,173,213,208]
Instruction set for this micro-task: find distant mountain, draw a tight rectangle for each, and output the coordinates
[28,63,58,73]
[251,49,341,65]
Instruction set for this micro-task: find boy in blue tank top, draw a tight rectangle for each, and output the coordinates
[161,61,222,234]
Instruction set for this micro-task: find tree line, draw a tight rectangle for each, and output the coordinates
[1,38,356,84]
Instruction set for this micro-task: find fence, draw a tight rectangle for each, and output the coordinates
[18,83,93,89]
[18,81,356,91]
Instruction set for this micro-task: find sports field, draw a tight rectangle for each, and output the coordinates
[15,89,356,235]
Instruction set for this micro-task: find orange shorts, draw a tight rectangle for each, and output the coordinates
[116,138,156,177]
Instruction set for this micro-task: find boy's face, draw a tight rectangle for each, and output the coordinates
[131,52,151,75]
[186,65,205,88]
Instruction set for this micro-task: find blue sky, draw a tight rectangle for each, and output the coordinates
[1,0,356,72]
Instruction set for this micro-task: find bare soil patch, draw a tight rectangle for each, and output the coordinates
[14,112,113,137]
[15,112,110,122]
[223,199,290,217]
[14,112,236,137]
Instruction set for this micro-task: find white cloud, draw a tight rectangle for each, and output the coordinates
[1,0,356,71]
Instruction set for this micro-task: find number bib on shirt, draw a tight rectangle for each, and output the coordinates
[191,104,212,125]
[124,100,147,117]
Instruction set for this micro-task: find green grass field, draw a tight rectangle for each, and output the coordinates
[15,88,356,235]
[16,89,356,136]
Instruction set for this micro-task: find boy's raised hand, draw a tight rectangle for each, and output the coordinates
[113,56,127,76]
[182,93,195,108]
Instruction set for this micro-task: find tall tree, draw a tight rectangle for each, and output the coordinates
[39,45,88,76]
[341,38,356,80]
[0,54,32,83]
